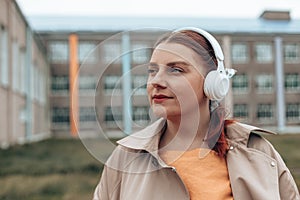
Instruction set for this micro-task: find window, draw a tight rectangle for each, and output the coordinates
[52,76,69,94]
[132,43,150,64]
[255,74,273,93]
[12,40,19,91]
[0,26,9,86]
[37,69,42,103]
[80,107,96,122]
[52,107,70,125]
[79,41,97,63]
[33,66,39,101]
[79,76,96,93]
[105,106,122,127]
[233,104,248,119]
[284,43,300,63]
[20,50,26,94]
[285,73,300,91]
[49,41,68,63]
[103,42,121,64]
[132,75,147,95]
[104,75,121,95]
[39,70,46,104]
[132,106,150,125]
[286,103,300,122]
[30,63,34,99]
[36,69,46,104]
[257,103,273,121]
[255,43,273,63]
[232,74,248,93]
[231,43,248,63]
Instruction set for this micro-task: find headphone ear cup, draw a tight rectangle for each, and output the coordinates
[204,70,230,101]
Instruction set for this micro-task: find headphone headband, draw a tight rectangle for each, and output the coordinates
[173,27,224,62]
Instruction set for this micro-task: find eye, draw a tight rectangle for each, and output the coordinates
[147,68,158,74]
[168,67,184,74]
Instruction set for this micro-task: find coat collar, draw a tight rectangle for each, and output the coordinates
[225,122,276,146]
[117,119,276,152]
[117,118,166,153]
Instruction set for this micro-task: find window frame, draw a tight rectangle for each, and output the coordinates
[231,43,249,64]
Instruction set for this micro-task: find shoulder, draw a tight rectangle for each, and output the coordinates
[226,121,276,140]
[226,121,276,148]
[226,121,279,157]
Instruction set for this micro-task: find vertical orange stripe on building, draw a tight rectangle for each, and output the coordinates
[69,34,79,137]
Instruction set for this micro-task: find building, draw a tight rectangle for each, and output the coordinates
[1,0,300,147]
[26,10,300,137]
[31,28,162,137]
[0,0,50,148]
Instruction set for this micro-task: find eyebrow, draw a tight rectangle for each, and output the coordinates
[149,62,159,67]
[149,61,190,67]
[167,61,190,67]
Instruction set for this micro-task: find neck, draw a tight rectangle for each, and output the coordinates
[159,102,210,151]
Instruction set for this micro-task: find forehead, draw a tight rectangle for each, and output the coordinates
[151,43,202,67]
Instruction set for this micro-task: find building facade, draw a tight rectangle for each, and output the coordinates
[2,1,300,145]
[0,0,50,148]
[28,10,300,137]
[38,30,161,137]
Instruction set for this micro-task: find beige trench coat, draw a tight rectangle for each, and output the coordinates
[93,118,300,200]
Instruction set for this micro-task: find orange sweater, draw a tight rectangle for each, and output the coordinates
[160,149,233,200]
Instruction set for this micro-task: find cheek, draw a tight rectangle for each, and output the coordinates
[180,77,204,95]
[146,82,153,102]
[196,79,205,97]
[194,79,205,101]
[176,77,205,105]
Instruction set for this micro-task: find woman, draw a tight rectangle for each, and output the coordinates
[93,27,299,200]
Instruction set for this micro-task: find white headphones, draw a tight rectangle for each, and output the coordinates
[173,27,236,102]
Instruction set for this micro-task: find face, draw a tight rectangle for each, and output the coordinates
[147,42,208,119]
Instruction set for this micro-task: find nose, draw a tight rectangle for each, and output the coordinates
[148,70,167,89]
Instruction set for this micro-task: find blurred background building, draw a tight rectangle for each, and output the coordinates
[0,0,50,148]
[1,0,300,146]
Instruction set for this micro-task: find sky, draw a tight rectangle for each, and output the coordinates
[16,0,300,19]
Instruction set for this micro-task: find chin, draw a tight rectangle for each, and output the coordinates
[152,110,167,119]
[151,104,168,118]
[151,105,182,120]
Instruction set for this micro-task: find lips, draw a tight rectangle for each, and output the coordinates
[152,94,173,103]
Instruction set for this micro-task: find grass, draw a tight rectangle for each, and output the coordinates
[0,134,299,199]
[0,138,104,200]
[265,134,300,188]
